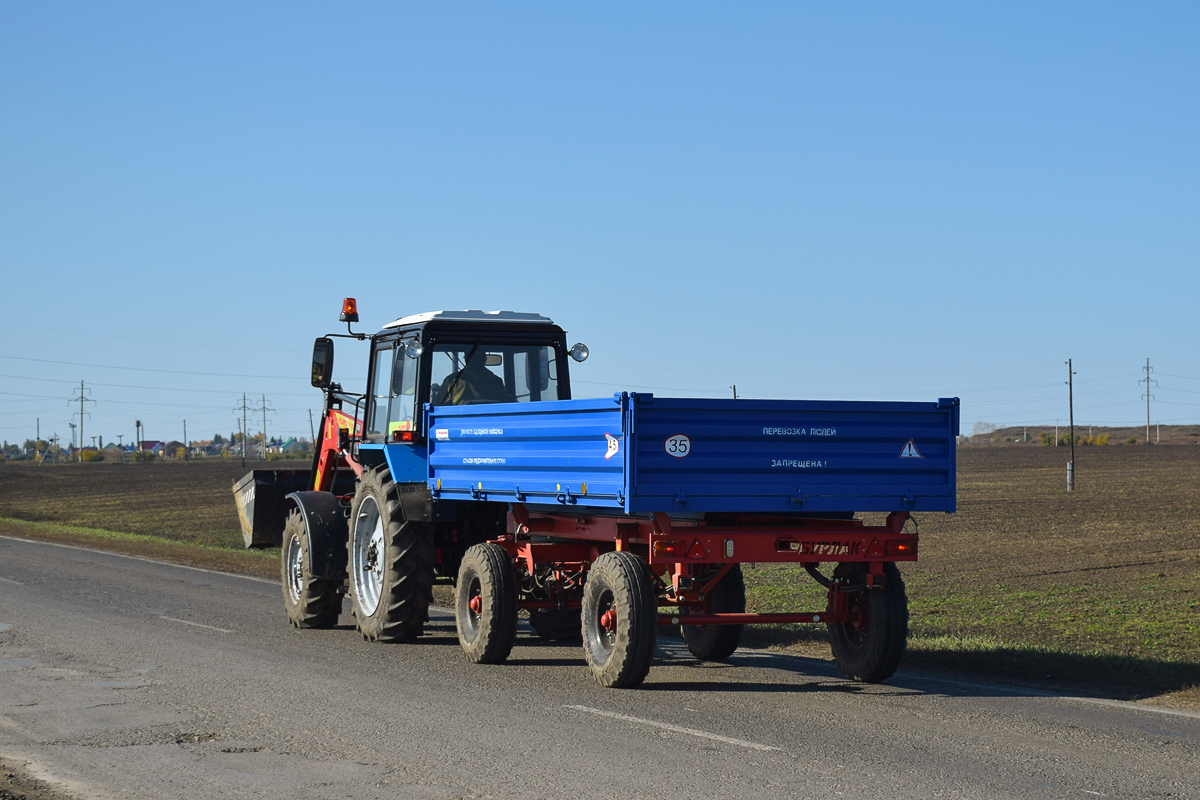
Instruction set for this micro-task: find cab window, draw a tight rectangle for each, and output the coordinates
[388,340,419,436]
[430,343,560,406]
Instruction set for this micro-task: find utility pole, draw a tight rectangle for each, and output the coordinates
[1055,420,1059,446]
[308,409,316,442]
[260,394,274,459]
[69,381,94,463]
[68,421,77,453]
[183,420,188,463]
[1066,359,1076,491]
[730,385,738,400]
[116,434,124,462]
[234,394,258,468]
[1139,358,1156,444]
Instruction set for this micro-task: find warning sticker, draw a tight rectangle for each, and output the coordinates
[605,433,620,460]
[899,439,923,458]
[435,428,450,441]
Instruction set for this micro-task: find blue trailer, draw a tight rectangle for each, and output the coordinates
[426,393,958,515]
[235,302,959,689]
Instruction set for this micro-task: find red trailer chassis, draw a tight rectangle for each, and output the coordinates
[502,504,916,630]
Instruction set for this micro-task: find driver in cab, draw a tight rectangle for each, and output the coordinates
[437,350,507,405]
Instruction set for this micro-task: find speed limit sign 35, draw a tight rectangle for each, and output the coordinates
[664,434,691,458]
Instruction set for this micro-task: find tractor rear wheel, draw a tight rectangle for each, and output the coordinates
[827,562,908,682]
[348,467,435,642]
[455,543,518,664]
[581,551,657,688]
[281,509,341,628]
[681,564,745,661]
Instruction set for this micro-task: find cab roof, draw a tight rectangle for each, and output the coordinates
[382,310,554,329]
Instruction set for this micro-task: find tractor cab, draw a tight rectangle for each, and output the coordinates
[361,309,583,447]
[305,302,589,490]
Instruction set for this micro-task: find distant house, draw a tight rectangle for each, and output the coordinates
[280,438,302,454]
[163,440,185,456]
[140,441,164,453]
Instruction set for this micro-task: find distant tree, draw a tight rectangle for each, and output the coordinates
[213,433,226,444]
[972,422,999,436]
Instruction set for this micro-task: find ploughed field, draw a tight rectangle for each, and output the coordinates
[2,447,1198,675]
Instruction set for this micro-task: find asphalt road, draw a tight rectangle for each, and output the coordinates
[1,535,1197,800]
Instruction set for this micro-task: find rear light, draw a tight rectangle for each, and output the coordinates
[340,297,359,323]
[884,539,916,556]
[392,430,419,443]
[652,540,684,557]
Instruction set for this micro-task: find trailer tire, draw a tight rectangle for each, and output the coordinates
[281,509,341,628]
[581,551,657,688]
[681,564,745,661]
[827,562,908,682]
[348,467,435,643]
[528,608,582,641]
[456,543,518,664]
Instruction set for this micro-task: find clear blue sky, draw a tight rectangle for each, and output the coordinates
[2,3,1198,447]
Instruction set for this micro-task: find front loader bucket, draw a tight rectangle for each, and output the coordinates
[233,469,313,548]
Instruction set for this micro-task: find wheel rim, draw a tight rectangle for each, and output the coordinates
[839,592,870,647]
[352,495,385,616]
[590,588,617,659]
[285,532,303,603]
[462,575,483,643]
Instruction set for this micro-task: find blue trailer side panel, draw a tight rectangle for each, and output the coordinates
[427,394,958,515]
[627,395,957,514]
[426,396,628,509]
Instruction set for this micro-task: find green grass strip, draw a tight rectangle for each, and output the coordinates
[0,516,275,560]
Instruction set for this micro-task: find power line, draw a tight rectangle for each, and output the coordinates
[0,354,305,380]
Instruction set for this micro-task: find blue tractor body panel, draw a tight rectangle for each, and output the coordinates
[425,393,959,515]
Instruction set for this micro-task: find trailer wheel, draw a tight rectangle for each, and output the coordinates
[528,607,582,641]
[455,543,518,664]
[681,564,745,661]
[827,562,908,682]
[348,467,435,642]
[281,509,341,628]
[581,551,657,688]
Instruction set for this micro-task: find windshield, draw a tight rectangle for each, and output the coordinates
[430,343,560,406]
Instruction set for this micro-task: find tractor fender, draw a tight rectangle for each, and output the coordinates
[285,491,349,581]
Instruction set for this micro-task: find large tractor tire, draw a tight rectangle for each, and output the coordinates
[528,607,582,641]
[281,509,341,628]
[681,564,745,662]
[581,551,658,688]
[455,543,518,664]
[827,561,908,682]
[347,466,435,642]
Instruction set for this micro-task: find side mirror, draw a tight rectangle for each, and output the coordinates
[569,343,589,363]
[311,337,334,388]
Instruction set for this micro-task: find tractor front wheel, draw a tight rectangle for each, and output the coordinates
[281,509,341,628]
